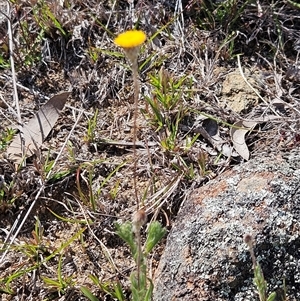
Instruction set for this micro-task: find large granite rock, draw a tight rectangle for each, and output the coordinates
[153,150,300,300]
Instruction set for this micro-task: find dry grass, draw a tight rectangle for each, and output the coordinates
[0,0,300,300]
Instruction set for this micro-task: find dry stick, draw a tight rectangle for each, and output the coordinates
[6,2,25,163]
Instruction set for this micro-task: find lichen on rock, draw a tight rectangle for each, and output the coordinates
[153,150,300,301]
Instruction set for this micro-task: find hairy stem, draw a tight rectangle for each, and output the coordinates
[132,61,140,211]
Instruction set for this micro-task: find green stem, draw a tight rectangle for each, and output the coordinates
[286,0,300,9]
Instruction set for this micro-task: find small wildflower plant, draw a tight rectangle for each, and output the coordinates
[244,235,286,301]
[94,30,165,301]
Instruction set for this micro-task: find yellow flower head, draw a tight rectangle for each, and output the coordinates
[114,30,146,49]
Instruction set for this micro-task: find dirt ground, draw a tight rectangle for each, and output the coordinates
[0,0,300,300]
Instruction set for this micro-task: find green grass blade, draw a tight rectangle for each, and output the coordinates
[81,287,100,301]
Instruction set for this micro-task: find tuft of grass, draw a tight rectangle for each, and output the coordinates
[76,160,126,211]
[190,0,251,32]
[0,49,10,68]
[17,19,44,66]
[9,0,71,68]
[84,109,99,147]
[143,68,192,153]
[42,253,75,295]
[144,68,188,130]
[0,178,17,213]
[0,224,86,296]
[82,277,125,301]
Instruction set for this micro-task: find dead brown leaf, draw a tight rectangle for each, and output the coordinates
[6,92,70,163]
[230,120,257,161]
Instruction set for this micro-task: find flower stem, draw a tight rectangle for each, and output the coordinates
[132,60,139,211]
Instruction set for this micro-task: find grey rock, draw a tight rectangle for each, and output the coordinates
[0,1,7,24]
[153,150,300,301]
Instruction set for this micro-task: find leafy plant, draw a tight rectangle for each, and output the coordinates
[82,216,166,301]
[143,68,191,152]
[144,68,188,130]
[32,0,68,38]
[0,128,16,151]
[115,216,166,301]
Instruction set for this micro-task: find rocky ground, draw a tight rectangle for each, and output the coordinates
[153,150,300,300]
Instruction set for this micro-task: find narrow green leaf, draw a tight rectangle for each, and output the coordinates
[114,281,126,301]
[89,274,100,286]
[81,287,100,301]
[143,279,154,301]
[267,292,277,301]
[42,276,61,287]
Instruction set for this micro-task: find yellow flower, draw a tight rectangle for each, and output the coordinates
[114,30,146,49]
